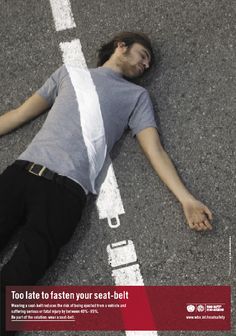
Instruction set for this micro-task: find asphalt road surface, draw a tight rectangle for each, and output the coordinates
[0,0,235,335]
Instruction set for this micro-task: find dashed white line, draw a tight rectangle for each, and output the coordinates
[107,241,158,335]
[49,0,76,31]
[60,39,87,67]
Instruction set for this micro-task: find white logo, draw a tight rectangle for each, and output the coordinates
[197,305,205,312]
[187,305,195,312]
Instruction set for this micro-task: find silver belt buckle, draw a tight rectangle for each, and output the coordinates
[29,163,46,176]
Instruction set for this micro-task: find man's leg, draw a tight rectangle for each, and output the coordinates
[0,165,26,251]
[0,164,29,335]
[0,168,86,335]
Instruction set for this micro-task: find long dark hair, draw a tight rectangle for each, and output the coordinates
[97,31,155,68]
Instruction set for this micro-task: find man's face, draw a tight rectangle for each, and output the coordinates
[118,43,151,79]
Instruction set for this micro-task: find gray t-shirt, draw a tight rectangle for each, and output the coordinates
[18,65,157,194]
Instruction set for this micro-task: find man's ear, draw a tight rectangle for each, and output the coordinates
[116,41,127,52]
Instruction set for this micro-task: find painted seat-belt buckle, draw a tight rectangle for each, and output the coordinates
[107,240,137,268]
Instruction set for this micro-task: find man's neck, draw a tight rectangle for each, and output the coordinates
[101,60,123,76]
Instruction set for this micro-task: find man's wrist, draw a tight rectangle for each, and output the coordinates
[178,192,196,206]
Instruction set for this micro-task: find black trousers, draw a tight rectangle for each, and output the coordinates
[0,163,87,335]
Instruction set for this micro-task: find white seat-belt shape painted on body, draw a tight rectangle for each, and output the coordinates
[65,64,107,194]
[96,156,125,227]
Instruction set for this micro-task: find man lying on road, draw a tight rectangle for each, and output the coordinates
[0,31,212,335]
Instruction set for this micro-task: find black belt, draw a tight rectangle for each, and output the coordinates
[14,160,86,201]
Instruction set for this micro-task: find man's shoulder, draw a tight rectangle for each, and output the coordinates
[51,64,69,82]
[121,77,149,97]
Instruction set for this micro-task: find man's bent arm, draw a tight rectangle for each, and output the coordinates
[0,93,49,136]
[136,127,213,231]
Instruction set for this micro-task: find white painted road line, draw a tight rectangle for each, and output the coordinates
[107,241,158,335]
[111,264,144,286]
[60,39,87,67]
[56,26,158,336]
[49,0,76,31]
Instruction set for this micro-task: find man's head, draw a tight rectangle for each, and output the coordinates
[97,31,154,79]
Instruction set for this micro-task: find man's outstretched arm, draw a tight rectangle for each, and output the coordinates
[136,127,213,231]
[0,93,49,136]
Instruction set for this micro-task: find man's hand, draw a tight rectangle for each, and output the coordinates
[136,127,213,232]
[182,198,213,231]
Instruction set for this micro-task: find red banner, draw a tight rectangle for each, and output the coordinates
[5,286,231,331]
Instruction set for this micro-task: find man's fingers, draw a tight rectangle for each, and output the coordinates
[185,202,213,232]
[191,222,202,231]
[197,222,207,231]
[194,220,212,231]
[188,220,195,230]
[204,219,213,230]
[198,222,208,230]
[203,206,213,221]
[188,218,206,231]
[190,220,212,231]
